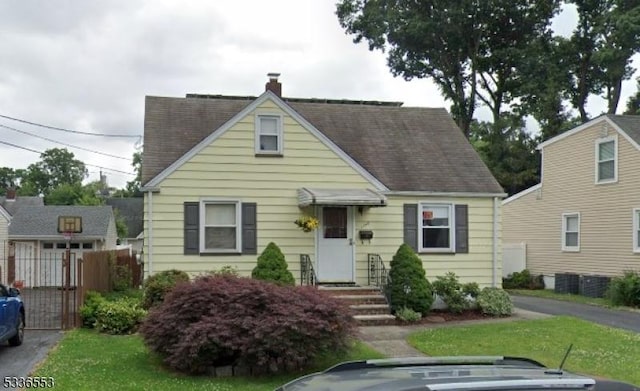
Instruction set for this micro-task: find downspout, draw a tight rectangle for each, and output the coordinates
[147,190,154,276]
[492,196,499,287]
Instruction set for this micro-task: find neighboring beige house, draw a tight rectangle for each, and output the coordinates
[503,115,640,288]
[141,74,506,287]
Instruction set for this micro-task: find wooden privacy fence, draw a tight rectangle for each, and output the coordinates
[77,249,142,326]
[81,249,142,293]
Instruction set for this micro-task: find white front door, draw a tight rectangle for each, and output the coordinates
[317,206,354,282]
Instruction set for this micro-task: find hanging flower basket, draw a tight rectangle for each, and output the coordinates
[294,216,319,232]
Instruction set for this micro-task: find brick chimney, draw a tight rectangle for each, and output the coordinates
[265,72,282,97]
[6,187,16,201]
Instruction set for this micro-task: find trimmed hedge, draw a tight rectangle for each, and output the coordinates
[251,242,295,286]
[477,288,513,316]
[95,297,147,335]
[606,271,640,307]
[386,243,433,315]
[140,275,355,375]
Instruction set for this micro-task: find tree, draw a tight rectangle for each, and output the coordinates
[624,77,640,115]
[44,182,103,206]
[470,116,540,196]
[0,167,18,195]
[20,148,87,197]
[562,0,640,120]
[111,152,142,198]
[336,0,559,136]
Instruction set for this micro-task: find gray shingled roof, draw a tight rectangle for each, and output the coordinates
[142,95,504,194]
[607,114,640,145]
[0,196,44,216]
[105,197,143,238]
[9,205,114,238]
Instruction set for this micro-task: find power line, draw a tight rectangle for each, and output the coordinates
[0,113,140,138]
[0,140,136,176]
[0,123,130,160]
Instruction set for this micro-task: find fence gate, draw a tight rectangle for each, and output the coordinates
[1,240,81,330]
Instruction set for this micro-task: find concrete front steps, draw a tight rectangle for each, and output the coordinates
[319,285,396,326]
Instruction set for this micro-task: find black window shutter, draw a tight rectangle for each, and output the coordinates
[455,204,469,253]
[184,202,199,255]
[241,202,257,255]
[403,204,418,252]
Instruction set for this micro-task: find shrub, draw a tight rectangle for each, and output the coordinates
[251,242,295,286]
[208,265,239,277]
[606,271,640,307]
[140,275,355,375]
[432,272,479,314]
[502,269,545,290]
[95,297,147,334]
[142,269,190,309]
[79,291,107,328]
[395,306,422,323]
[386,244,433,315]
[477,288,513,317]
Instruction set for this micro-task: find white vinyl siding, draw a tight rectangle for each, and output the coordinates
[255,114,283,154]
[596,136,617,183]
[562,213,580,252]
[419,203,454,252]
[634,208,640,253]
[200,200,241,253]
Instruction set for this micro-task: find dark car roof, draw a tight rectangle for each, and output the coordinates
[276,357,638,391]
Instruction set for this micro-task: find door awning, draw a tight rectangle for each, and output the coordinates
[297,188,387,207]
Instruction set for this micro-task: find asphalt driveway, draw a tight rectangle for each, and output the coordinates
[0,330,62,390]
[511,294,640,333]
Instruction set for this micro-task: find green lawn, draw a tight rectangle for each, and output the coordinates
[407,316,640,385]
[33,329,385,391]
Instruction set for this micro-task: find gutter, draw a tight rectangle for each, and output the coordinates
[492,196,499,287]
[147,190,154,276]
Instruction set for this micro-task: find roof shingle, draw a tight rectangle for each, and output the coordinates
[142,94,503,194]
[9,205,114,238]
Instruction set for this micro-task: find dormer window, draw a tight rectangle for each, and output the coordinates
[596,136,617,183]
[255,114,283,155]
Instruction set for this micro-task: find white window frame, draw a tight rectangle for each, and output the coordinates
[562,212,580,252]
[595,135,617,184]
[255,114,283,155]
[199,199,241,253]
[418,203,455,253]
[633,208,640,254]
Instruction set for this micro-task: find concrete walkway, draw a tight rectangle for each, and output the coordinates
[358,308,549,357]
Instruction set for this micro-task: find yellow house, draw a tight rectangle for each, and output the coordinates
[503,115,640,291]
[141,74,505,287]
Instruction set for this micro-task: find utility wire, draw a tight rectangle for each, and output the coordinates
[0,113,140,138]
[0,123,130,160]
[0,140,135,176]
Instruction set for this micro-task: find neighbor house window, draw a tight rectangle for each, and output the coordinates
[43,242,54,249]
[82,243,93,249]
[419,204,453,252]
[634,208,640,253]
[562,213,580,252]
[596,136,617,183]
[200,200,241,253]
[255,114,283,154]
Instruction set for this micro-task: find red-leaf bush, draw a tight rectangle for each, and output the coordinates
[139,275,355,375]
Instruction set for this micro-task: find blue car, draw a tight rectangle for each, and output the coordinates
[0,283,24,347]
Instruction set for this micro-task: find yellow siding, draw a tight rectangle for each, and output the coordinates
[354,196,500,287]
[144,98,501,287]
[503,122,640,278]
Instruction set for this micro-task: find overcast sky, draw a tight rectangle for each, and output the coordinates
[1,1,638,189]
